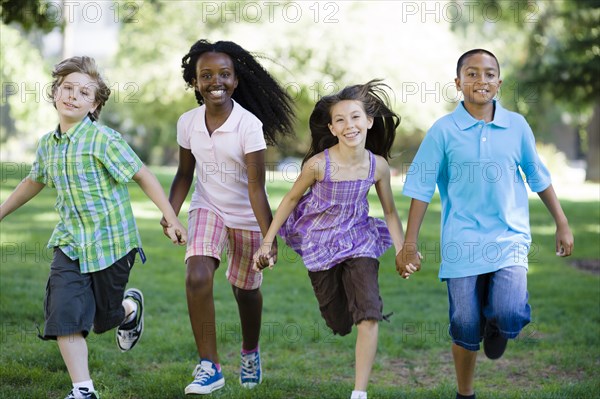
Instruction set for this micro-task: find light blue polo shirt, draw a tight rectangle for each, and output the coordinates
[403,101,552,279]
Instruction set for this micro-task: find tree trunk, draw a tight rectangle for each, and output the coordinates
[586,102,600,182]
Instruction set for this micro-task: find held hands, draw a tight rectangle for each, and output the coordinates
[395,243,422,279]
[252,240,278,272]
[159,216,187,245]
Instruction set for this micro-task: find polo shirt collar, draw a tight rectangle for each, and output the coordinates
[52,116,94,142]
[202,99,242,134]
[452,100,510,131]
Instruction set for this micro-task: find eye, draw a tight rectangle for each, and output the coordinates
[487,73,496,78]
[221,72,230,78]
[200,73,211,80]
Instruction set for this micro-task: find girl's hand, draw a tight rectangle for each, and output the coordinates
[395,244,422,279]
[253,241,277,272]
[160,217,187,245]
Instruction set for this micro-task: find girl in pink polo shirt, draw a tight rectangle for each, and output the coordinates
[160,39,295,395]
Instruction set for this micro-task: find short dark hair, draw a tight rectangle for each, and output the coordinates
[456,49,500,77]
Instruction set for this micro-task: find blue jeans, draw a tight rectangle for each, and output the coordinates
[446,266,531,351]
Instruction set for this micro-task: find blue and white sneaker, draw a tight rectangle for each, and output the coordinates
[185,359,225,395]
[116,288,144,352]
[240,350,262,388]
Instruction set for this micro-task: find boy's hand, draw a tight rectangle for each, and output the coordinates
[160,217,187,245]
[555,224,574,257]
[253,241,278,272]
[396,243,422,279]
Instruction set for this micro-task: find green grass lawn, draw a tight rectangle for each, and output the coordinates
[1,164,599,399]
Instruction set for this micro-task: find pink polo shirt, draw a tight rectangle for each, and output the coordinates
[177,100,267,231]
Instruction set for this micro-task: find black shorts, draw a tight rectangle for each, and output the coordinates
[42,247,137,339]
[308,257,383,336]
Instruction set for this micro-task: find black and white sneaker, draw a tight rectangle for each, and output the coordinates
[64,387,100,399]
[116,288,144,352]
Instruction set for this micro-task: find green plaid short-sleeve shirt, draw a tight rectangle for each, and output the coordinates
[28,117,144,273]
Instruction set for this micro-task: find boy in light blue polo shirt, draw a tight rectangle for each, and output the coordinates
[397,49,574,399]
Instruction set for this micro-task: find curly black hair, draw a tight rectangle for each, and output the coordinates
[304,79,400,164]
[182,39,295,145]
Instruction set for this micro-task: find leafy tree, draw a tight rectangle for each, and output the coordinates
[452,0,600,181]
[0,24,55,162]
[0,0,58,32]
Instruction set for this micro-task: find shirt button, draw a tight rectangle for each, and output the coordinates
[482,137,487,142]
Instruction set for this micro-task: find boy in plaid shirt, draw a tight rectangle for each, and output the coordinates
[0,56,186,399]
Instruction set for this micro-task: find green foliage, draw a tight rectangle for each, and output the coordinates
[1,163,599,398]
[522,0,600,105]
[0,24,55,161]
[0,0,59,32]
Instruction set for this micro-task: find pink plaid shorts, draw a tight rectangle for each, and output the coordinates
[186,208,263,290]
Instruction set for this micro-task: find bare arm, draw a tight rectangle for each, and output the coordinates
[166,146,195,217]
[373,157,404,253]
[132,164,187,245]
[537,184,573,256]
[246,150,274,236]
[395,198,429,276]
[159,146,195,237]
[0,178,45,221]
[253,155,323,270]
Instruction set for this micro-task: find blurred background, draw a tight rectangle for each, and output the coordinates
[1,0,599,183]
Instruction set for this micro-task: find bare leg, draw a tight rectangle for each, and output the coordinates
[57,334,90,383]
[452,343,477,396]
[354,319,378,391]
[232,286,262,350]
[186,256,219,363]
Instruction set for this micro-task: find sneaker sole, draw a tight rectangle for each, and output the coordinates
[117,288,144,352]
[184,378,225,395]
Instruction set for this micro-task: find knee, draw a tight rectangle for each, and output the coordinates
[493,303,531,332]
[186,260,216,293]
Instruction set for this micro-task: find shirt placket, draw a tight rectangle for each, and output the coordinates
[478,121,491,161]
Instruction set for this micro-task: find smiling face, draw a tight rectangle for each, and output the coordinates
[53,72,98,131]
[194,52,238,107]
[455,53,502,106]
[328,100,374,147]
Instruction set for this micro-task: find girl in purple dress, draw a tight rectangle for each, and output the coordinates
[254,80,416,399]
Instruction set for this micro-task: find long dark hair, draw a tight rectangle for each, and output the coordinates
[304,79,400,164]
[182,39,295,145]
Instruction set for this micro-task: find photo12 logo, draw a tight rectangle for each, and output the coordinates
[200,1,341,24]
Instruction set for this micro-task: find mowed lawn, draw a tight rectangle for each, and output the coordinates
[1,163,598,399]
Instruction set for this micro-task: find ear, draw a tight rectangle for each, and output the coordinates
[454,77,462,92]
[328,123,336,136]
[367,116,374,129]
[233,76,239,90]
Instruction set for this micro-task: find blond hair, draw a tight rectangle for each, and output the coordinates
[48,56,110,121]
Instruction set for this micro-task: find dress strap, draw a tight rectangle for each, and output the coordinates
[367,150,376,182]
[324,148,331,181]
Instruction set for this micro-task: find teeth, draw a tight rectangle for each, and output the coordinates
[210,90,225,96]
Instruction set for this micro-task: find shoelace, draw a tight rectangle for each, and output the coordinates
[240,353,258,379]
[192,363,215,384]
